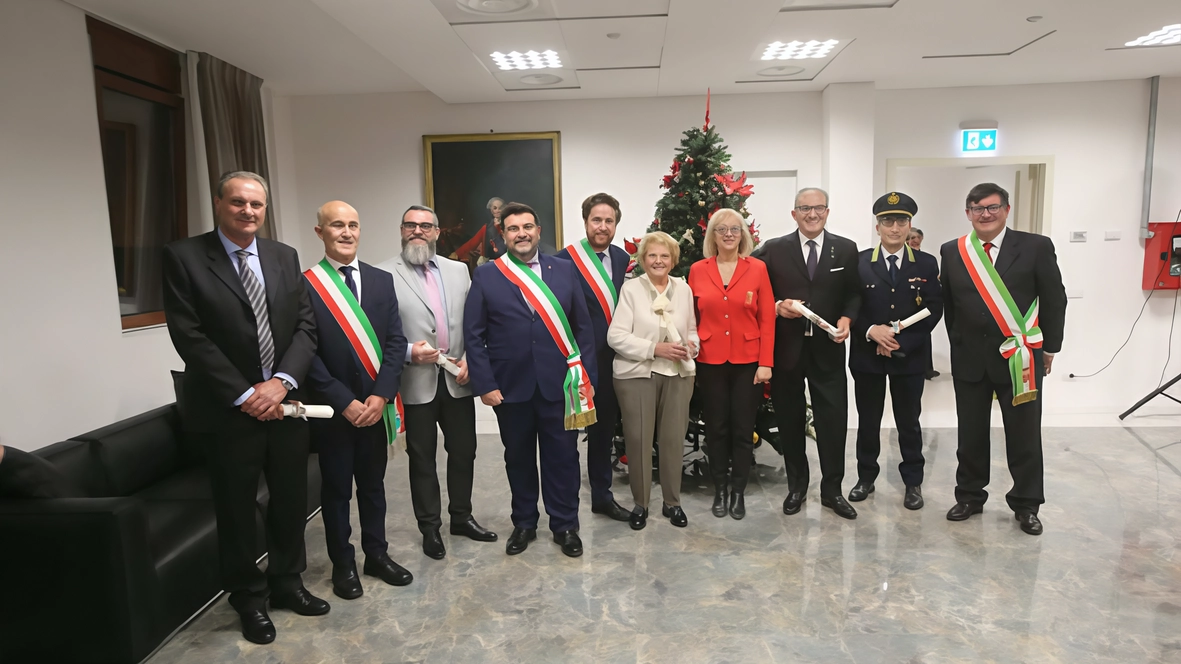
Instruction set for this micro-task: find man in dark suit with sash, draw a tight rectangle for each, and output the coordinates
[940,182,1067,535]
[556,193,631,523]
[464,202,597,558]
[302,200,412,599]
[848,192,942,511]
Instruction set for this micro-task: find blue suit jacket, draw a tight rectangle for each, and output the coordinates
[848,246,942,375]
[464,254,597,404]
[305,262,408,416]
[555,243,629,361]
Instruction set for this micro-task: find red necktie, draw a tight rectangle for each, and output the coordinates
[983,242,995,264]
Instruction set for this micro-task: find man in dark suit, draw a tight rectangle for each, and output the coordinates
[752,187,862,519]
[556,193,631,523]
[464,202,597,558]
[302,200,412,600]
[940,182,1066,535]
[848,193,943,511]
[162,171,325,644]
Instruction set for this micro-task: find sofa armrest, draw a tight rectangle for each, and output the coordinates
[0,497,163,664]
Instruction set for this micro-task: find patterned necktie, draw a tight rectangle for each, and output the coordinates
[806,240,818,279]
[421,264,448,353]
[235,249,274,373]
[340,265,358,301]
[983,242,995,264]
[887,255,898,284]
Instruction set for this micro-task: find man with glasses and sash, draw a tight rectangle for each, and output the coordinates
[464,202,597,558]
[848,192,942,511]
[303,200,413,599]
[940,182,1066,535]
[556,193,632,524]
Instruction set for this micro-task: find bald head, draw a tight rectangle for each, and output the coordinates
[314,200,361,264]
[317,200,358,228]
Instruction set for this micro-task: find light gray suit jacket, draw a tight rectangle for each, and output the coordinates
[377,254,472,405]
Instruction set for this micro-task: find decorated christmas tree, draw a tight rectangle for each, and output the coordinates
[627,94,759,277]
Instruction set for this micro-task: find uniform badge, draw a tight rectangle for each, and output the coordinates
[887,192,900,205]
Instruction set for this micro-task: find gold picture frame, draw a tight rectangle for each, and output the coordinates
[423,131,562,268]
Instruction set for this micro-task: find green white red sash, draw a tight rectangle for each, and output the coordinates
[957,232,1043,405]
[565,239,618,324]
[303,258,404,442]
[494,253,597,430]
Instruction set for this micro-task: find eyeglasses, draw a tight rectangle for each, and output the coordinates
[401,222,437,231]
[795,205,828,215]
[967,204,1005,216]
[876,216,911,227]
[714,226,743,236]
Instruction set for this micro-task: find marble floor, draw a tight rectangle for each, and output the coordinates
[148,426,1181,664]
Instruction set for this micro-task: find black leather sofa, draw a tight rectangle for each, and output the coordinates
[0,404,321,664]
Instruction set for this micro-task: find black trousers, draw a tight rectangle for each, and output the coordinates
[493,388,580,532]
[317,421,388,566]
[199,417,309,610]
[770,351,849,499]
[697,362,761,493]
[852,370,926,487]
[585,348,620,507]
[952,352,1046,514]
[404,372,478,532]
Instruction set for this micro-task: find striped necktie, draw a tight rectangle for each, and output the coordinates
[235,249,275,373]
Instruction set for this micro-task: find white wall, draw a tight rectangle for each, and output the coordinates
[0,0,183,451]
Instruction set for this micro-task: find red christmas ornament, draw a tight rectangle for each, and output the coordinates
[625,260,637,275]
[624,237,641,254]
[697,218,708,231]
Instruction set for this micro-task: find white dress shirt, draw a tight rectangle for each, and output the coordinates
[981,226,1007,263]
[800,230,826,261]
[324,254,362,304]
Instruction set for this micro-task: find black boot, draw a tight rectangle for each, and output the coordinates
[711,485,728,518]
[729,491,746,520]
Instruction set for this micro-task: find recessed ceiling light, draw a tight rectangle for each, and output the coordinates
[490,50,562,71]
[762,40,839,60]
[519,73,563,86]
[456,0,536,15]
[757,65,805,77]
[1026,16,1042,22]
[1125,24,1181,47]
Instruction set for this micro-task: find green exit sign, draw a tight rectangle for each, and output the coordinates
[962,129,998,153]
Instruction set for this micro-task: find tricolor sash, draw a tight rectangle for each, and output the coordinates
[303,259,404,443]
[565,239,618,325]
[957,233,1043,405]
[494,253,597,430]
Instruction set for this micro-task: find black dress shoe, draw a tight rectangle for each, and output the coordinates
[946,502,983,521]
[662,504,688,528]
[237,607,276,644]
[552,530,583,557]
[848,482,875,502]
[363,553,414,586]
[270,587,330,616]
[821,495,858,520]
[591,500,632,522]
[505,527,537,555]
[711,486,728,518]
[782,491,806,515]
[925,369,940,380]
[450,516,498,542]
[1015,512,1043,535]
[629,508,648,531]
[422,529,446,560]
[331,562,363,600]
[903,485,924,511]
[728,492,746,520]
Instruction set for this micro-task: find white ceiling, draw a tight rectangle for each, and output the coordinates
[68,0,1181,102]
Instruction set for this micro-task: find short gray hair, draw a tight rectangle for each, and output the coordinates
[486,197,504,211]
[402,204,439,227]
[216,171,270,202]
[794,187,829,207]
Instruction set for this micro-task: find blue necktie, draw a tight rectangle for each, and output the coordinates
[340,265,358,301]
[887,255,898,285]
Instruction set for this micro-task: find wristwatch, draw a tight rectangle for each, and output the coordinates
[279,378,294,391]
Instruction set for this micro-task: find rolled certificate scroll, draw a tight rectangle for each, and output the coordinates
[281,403,334,420]
[889,308,931,334]
[790,300,837,339]
[426,344,463,376]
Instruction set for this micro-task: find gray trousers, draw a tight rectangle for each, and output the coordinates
[614,373,694,509]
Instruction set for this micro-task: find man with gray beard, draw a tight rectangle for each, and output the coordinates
[378,206,496,560]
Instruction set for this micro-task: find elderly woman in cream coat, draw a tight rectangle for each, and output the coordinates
[607,231,699,530]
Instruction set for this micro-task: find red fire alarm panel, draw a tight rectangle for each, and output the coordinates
[1143,222,1181,290]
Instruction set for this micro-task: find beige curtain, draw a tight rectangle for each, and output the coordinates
[194,52,275,238]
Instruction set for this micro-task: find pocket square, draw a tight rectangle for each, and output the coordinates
[829,267,844,272]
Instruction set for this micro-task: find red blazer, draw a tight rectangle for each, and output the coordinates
[688,256,776,367]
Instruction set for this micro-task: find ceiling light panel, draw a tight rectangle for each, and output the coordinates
[1124,24,1181,47]
[762,39,840,60]
[491,49,562,70]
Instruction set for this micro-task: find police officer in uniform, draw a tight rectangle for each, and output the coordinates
[847,192,942,510]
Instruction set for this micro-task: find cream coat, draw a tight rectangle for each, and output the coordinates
[607,273,699,380]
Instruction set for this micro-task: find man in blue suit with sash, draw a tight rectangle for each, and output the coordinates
[303,200,412,600]
[464,202,597,558]
[556,193,632,523]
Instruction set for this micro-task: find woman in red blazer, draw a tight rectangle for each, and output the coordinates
[688,208,776,521]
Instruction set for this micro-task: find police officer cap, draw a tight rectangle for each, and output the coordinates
[873,191,918,218]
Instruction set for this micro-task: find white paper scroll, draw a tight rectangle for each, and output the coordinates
[425,344,463,376]
[890,308,931,334]
[281,403,334,420]
[790,300,837,339]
